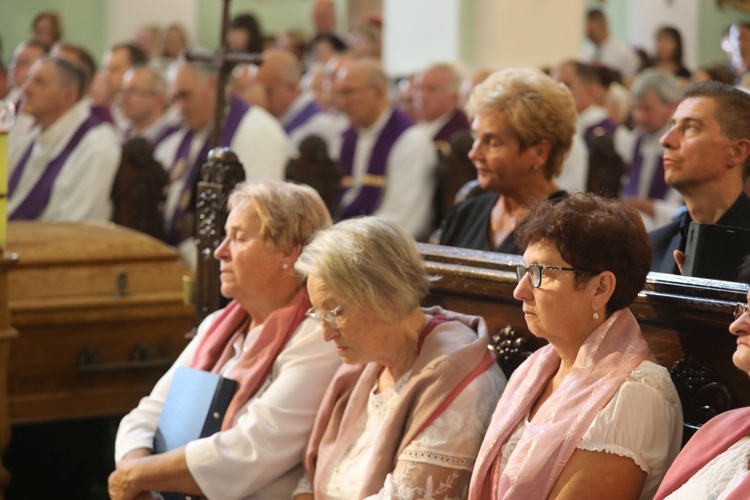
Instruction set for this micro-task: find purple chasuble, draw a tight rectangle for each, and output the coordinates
[90,104,115,125]
[334,109,414,219]
[164,95,250,245]
[623,133,668,199]
[433,109,471,144]
[283,99,322,135]
[9,114,101,220]
[583,117,618,146]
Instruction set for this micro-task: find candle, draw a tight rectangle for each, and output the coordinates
[0,102,14,250]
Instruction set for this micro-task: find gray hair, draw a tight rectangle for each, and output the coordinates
[420,62,463,93]
[45,55,86,101]
[295,217,432,321]
[631,69,681,104]
[228,181,332,253]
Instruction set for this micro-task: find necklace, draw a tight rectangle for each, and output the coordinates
[491,210,517,232]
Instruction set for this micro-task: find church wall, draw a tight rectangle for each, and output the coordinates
[697,1,750,69]
[0,0,107,63]
[195,0,348,49]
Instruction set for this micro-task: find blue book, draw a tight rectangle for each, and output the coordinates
[153,366,237,500]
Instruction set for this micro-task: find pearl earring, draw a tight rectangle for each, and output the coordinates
[282,263,289,270]
[593,312,599,320]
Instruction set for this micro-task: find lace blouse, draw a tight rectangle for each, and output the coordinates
[500,360,682,500]
[296,365,504,499]
[665,435,750,500]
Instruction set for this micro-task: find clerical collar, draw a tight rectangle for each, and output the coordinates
[36,99,91,150]
[355,106,391,136]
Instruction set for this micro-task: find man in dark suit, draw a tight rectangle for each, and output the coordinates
[650,81,750,274]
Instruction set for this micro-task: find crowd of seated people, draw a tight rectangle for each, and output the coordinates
[4,3,750,499]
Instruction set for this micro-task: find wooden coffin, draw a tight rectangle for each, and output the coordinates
[5,221,195,424]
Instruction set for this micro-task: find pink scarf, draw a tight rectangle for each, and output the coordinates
[655,407,750,499]
[304,306,497,499]
[469,308,649,499]
[190,288,311,430]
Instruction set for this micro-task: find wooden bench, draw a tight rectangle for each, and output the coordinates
[418,243,750,437]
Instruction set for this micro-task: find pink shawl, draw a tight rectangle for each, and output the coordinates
[469,308,649,499]
[190,288,311,430]
[304,306,498,499]
[654,407,750,499]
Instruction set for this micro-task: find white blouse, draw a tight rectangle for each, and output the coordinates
[295,364,505,499]
[665,435,750,500]
[500,360,682,500]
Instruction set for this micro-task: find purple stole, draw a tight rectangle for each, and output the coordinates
[9,114,101,220]
[623,133,668,199]
[164,95,250,245]
[334,109,414,219]
[433,109,471,144]
[283,99,322,135]
[90,104,115,125]
[583,117,618,146]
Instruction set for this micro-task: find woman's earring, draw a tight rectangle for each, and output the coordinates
[282,263,289,270]
[593,312,599,320]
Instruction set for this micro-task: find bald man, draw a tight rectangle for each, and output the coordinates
[8,56,120,221]
[413,62,470,146]
[333,59,436,239]
[156,59,289,253]
[256,48,342,150]
[119,66,181,147]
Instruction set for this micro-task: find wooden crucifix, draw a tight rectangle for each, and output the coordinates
[189,0,263,327]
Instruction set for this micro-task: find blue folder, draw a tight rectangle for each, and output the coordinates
[153,366,237,499]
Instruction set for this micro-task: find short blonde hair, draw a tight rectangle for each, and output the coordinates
[467,67,577,179]
[228,181,331,252]
[295,217,431,321]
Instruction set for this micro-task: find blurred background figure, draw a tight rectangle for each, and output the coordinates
[312,0,338,35]
[162,23,190,60]
[306,32,347,71]
[5,40,47,106]
[31,11,63,51]
[348,24,381,60]
[650,26,691,80]
[228,13,264,53]
[133,24,163,61]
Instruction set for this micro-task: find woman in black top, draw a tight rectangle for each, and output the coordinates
[438,68,576,254]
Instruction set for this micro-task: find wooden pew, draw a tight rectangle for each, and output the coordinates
[419,243,750,436]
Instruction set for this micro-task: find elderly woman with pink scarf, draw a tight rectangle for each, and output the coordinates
[470,193,683,499]
[294,216,506,499]
[654,289,750,499]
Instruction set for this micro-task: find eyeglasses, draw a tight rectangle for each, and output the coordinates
[515,264,599,288]
[735,302,749,321]
[335,86,372,99]
[306,301,347,328]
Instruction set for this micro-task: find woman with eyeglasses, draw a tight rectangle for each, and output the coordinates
[654,294,750,498]
[470,193,683,500]
[110,181,341,499]
[292,216,506,500]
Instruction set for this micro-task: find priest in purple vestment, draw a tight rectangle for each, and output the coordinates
[7,55,120,222]
[615,69,683,231]
[255,48,342,151]
[413,62,471,150]
[332,58,436,240]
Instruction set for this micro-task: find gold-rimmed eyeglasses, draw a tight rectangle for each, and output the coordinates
[735,302,749,321]
[306,301,347,328]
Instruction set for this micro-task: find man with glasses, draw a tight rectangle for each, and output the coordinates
[650,81,750,275]
[332,58,436,239]
[155,58,289,258]
[119,66,180,148]
[7,56,120,222]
